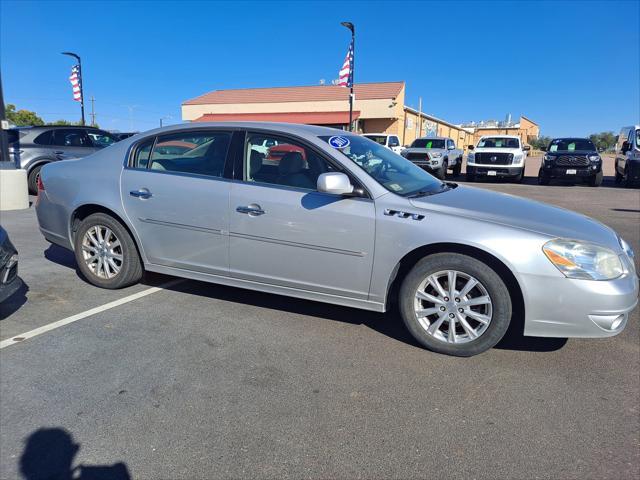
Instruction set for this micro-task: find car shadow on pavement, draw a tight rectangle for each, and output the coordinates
[19,427,131,480]
[44,244,77,269]
[160,279,568,354]
[0,281,29,321]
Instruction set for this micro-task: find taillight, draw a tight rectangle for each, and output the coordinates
[37,176,45,192]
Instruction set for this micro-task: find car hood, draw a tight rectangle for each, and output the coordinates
[409,185,621,250]
[473,148,521,155]
[404,148,447,154]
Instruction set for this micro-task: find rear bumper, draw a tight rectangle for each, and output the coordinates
[522,271,639,338]
[467,165,523,177]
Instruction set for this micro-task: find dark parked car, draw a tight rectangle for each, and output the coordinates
[0,226,21,305]
[615,125,640,187]
[538,138,603,186]
[8,125,118,194]
[113,132,138,141]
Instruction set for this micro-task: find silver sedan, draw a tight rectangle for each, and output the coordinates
[35,122,639,356]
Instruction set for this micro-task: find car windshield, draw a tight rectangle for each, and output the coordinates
[635,130,640,148]
[319,135,447,197]
[548,138,595,152]
[363,135,387,146]
[477,137,519,148]
[411,138,445,149]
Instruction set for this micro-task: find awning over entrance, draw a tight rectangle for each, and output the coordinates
[193,111,361,125]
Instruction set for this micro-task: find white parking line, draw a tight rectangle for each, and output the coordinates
[0,280,183,350]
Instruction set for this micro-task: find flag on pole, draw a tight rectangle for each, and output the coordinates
[69,65,82,102]
[337,40,353,88]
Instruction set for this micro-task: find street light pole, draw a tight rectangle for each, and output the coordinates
[341,21,355,132]
[61,51,85,126]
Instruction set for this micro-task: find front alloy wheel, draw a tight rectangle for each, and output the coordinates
[399,253,512,356]
[414,270,492,344]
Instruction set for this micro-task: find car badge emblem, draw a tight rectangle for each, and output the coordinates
[490,156,497,162]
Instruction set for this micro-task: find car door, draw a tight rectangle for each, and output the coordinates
[50,129,96,159]
[229,131,376,300]
[120,129,235,276]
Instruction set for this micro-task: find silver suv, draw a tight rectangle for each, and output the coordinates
[8,126,117,193]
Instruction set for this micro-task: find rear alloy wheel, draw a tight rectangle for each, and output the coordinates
[27,165,44,195]
[399,253,512,356]
[74,213,143,289]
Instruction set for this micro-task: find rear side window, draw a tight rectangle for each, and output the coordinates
[52,129,92,147]
[148,131,231,178]
[34,130,54,145]
[131,138,154,168]
[389,136,400,147]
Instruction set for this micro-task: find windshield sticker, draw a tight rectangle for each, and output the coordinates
[328,136,350,149]
[388,183,402,191]
[568,143,576,151]
[426,141,433,149]
[495,140,503,147]
[549,145,558,152]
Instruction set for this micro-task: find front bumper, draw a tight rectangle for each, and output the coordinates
[0,244,21,305]
[541,163,601,179]
[467,165,523,178]
[522,271,639,338]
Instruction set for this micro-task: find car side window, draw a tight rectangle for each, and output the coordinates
[33,130,53,145]
[389,136,400,147]
[52,129,92,147]
[131,138,154,168]
[88,130,117,148]
[245,133,337,190]
[148,131,230,178]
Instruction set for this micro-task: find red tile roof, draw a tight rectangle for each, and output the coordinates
[183,82,404,105]
[193,111,361,125]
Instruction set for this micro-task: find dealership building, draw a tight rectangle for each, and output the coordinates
[182,81,538,149]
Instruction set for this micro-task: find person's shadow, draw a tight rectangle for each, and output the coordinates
[19,428,130,480]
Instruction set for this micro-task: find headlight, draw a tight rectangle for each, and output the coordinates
[467,153,475,163]
[430,152,442,158]
[513,154,524,164]
[543,239,623,280]
[544,155,555,162]
[619,237,636,273]
[588,154,601,162]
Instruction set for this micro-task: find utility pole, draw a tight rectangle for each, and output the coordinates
[61,52,85,126]
[341,21,355,132]
[90,96,96,126]
[418,97,423,137]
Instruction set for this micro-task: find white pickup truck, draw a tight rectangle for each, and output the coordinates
[466,135,530,182]
[400,136,463,179]
[362,133,404,154]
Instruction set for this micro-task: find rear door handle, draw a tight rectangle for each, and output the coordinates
[130,188,152,199]
[236,204,265,216]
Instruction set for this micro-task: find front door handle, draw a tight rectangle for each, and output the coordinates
[236,204,265,216]
[130,188,152,199]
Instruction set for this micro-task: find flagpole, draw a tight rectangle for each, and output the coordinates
[62,52,85,126]
[341,22,355,132]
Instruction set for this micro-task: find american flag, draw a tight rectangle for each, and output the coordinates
[69,65,82,102]
[337,40,353,88]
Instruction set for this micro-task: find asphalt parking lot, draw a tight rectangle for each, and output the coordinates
[1,155,639,480]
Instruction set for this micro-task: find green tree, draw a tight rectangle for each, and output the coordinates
[5,104,45,126]
[529,135,553,150]
[589,132,617,151]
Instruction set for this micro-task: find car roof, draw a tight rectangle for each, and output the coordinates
[135,121,355,139]
[14,125,103,131]
[415,136,448,140]
[480,134,519,139]
[551,137,592,141]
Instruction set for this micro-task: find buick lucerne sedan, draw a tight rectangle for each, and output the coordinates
[35,123,639,356]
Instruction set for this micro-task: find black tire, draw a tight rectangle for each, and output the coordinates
[435,160,447,180]
[27,165,44,195]
[615,169,623,184]
[452,159,462,176]
[398,253,512,357]
[588,171,603,187]
[623,167,635,188]
[466,173,476,182]
[538,170,550,185]
[513,168,524,183]
[74,213,143,289]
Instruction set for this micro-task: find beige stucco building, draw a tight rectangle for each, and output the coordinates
[182,81,537,150]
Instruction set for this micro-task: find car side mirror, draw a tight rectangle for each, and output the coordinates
[598,147,604,153]
[523,145,531,152]
[622,141,630,153]
[447,145,455,150]
[540,146,547,152]
[468,145,474,150]
[317,172,355,196]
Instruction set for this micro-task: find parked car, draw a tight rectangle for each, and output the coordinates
[112,132,138,141]
[8,126,118,194]
[615,125,640,187]
[400,136,463,179]
[538,138,603,186]
[35,123,638,357]
[0,226,21,305]
[466,135,530,182]
[362,133,404,154]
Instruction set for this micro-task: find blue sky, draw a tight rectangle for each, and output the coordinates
[1,0,638,136]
